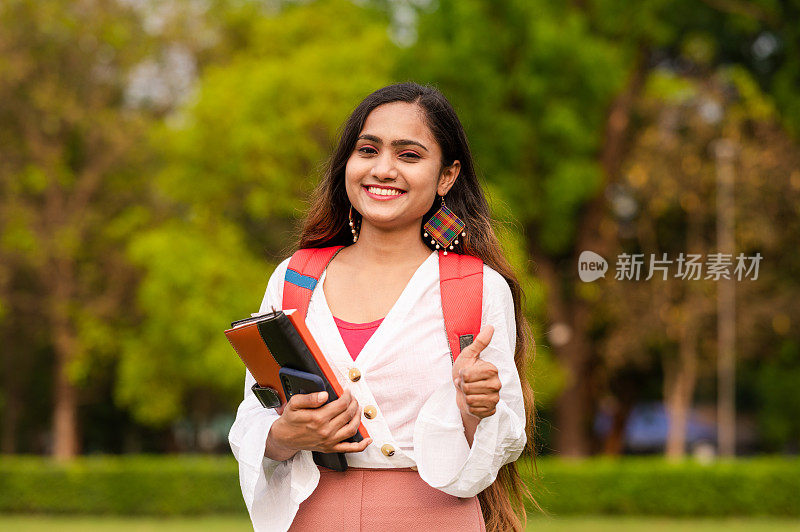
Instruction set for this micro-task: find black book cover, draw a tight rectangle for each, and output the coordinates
[254,311,355,471]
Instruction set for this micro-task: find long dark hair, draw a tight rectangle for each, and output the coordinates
[294,82,537,531]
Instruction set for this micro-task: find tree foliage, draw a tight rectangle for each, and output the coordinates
[2,0,799,456]
[117,0,397,425]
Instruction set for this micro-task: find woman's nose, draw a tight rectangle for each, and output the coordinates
[371,153,398,180]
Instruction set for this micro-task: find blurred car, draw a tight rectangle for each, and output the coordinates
[595,402,717,455]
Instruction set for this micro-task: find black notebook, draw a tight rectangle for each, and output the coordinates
[226,309,369,472]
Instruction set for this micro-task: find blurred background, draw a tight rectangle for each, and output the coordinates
[1,0,799,530]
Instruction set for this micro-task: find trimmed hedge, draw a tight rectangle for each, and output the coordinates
[0,455,798,516]
[0,455,244,515]
[522,457,800,517]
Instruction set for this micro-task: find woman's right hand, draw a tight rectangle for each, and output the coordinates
[264,389,372,461]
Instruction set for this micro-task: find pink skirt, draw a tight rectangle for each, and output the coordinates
[288,466,486,531]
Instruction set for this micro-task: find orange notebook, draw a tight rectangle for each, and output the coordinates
[225,309,369,441]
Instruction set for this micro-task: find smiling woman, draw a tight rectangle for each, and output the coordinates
[227,82,536,532]
[344,100,460,239]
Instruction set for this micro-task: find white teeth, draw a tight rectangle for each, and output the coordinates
[367,186,403,196]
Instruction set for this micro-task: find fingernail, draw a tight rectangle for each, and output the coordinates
[317,391,327,402]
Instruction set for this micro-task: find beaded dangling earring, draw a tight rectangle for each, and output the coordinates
[423,195,466,255]
[348,205,360,243]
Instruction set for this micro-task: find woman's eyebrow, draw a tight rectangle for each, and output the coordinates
[357,134,429,152]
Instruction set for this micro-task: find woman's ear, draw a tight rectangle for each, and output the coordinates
[437,160,461,196]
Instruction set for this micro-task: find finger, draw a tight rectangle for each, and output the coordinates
[316,389,352,419]
[465,393,499,410]
[297,390,347,427]
[460,378,501,395]
[469,406,497,419]
[288,390,328,410]
[327,394,360,433]
[460,363,498,384]
[460,325,494,361]
[330,402,363,443]
[330,437,373,454]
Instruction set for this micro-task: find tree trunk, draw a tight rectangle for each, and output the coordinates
[1,371,20,453]
[715,139,737,457]
[602,400,632,456]
[53,347,80,459]
[532,253,594,456]
[664,319,698,459]
[554,305,594,456]
[663,174,706,460]
[602,369,642,456]
[49,256,81,460]
[544,46,651,457]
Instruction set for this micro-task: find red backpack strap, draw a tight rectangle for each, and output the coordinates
[282,246,345,318]
[439,250,483,363]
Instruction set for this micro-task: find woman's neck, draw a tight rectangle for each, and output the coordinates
[348,221,433,266]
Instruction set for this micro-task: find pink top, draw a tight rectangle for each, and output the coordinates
[333,315,384,361]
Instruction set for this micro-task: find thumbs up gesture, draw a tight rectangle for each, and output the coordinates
[452,324,501,419]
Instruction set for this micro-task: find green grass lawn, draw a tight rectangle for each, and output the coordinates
[527,516,800,531]
[0,516,251,532]
[1,516,799,531]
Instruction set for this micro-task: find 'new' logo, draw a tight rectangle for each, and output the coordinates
[578,251,608,282]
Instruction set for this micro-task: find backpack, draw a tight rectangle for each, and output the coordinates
[282,245,483,363]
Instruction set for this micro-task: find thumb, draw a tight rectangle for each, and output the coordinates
[288,390,328,410]
[460,324,494,362]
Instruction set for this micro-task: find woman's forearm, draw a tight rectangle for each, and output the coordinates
[460,410,480,447]
[264,420,299,461]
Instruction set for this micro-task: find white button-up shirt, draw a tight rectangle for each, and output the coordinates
[228,249,526,532]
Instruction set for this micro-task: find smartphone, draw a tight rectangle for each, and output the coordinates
[278,367,363,444]
[279,367,326,398]
[278,367,354,472]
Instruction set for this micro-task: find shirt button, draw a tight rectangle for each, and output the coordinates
[348,368,361,382]
[381,444,395,457]
[363,405,377,419]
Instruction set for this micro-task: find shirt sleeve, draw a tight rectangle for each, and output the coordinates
[412,264,527,498]
[227,256,321,532]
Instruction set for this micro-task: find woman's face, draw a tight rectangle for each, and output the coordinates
[345,101,459,231]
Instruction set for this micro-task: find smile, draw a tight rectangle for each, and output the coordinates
[363,185,406,200]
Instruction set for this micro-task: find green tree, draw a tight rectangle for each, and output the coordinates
[0,0,158,458]
[398,0,800,455]
[398,0,631,455]
[118,0,398,426]
[597,65,800,457]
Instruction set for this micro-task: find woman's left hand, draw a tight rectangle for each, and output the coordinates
[452,324,501,419]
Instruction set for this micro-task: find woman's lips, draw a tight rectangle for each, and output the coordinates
[362,185,407,201]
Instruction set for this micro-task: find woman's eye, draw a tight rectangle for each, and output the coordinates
[358,146,377,155]
[399,151,421,159]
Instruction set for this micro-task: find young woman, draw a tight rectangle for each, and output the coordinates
[229,82,535,531]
